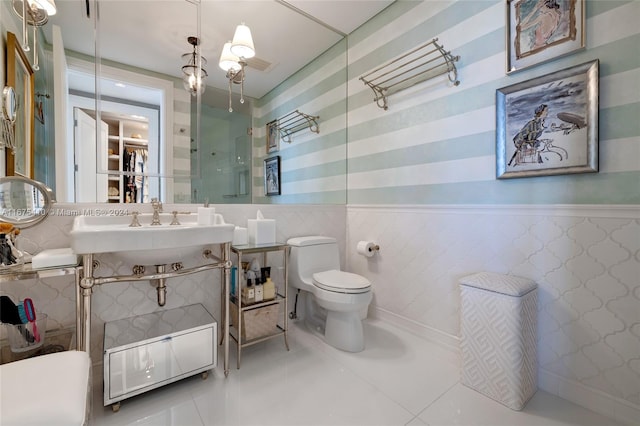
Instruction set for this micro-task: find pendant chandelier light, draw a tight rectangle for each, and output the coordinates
[12,0,57,71]
[218,23,255,112]
[182,36,208,96]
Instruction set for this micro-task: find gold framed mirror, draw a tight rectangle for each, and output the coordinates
[5,31,34,178]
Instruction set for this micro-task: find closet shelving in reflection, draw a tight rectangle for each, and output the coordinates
[104,114,149,203]
[359,38,460,110]
[274,110,320,143]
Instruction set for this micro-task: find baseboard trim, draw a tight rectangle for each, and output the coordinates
[368,309,640,425]
[369,307,460,358]
[538,368,640,425]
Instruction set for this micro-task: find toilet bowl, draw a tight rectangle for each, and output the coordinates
[288,236,372,352]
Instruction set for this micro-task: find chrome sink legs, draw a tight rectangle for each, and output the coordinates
[153,265,167,306]
[75,242,232,376]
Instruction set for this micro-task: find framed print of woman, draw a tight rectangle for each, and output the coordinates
[506,0,585,73]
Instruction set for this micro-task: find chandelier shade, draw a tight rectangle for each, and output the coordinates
[230,23,255,59]
[218,23,256,112]
[218,42,242,73]
[13,0,56,21]
[12,0,57,69]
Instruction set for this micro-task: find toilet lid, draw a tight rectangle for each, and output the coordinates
[312,270,371,294]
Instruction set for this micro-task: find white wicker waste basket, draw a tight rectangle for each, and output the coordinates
[459,271,537,410]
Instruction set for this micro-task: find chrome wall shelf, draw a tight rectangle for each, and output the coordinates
[359,38,460,110]
[275,110,319,143]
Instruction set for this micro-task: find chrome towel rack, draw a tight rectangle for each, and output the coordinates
[359,38,460,110]
[275,110,319,143]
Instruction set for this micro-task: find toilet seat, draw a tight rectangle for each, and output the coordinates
[312,269,371,294]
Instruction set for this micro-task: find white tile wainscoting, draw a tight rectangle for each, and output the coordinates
[3,202,638,424]
[4,203,346,362]
[347,204,640,425]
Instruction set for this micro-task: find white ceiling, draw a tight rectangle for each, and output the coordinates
[45,0,393,100]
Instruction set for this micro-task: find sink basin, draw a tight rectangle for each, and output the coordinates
[70,213,235,265]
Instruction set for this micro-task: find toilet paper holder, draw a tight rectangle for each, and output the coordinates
[357,241,380,257]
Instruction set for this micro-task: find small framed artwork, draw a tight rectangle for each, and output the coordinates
[264,155,281,196]
[506,0,585,74]
[496,59,598,179]
[266,119,279,154]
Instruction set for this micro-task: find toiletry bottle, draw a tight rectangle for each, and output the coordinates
[231,266,237,297]
[243,270,256,304]
[250,258,261,277]
[242,279,255,304]
[254,278,264,302]
[263,277,275,300]
[260,267,270,283]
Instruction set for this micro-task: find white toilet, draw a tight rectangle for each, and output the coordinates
[287,236,372,352]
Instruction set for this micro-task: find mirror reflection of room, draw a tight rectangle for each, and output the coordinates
[119,118,150,204]
[1,0,347,205]
[75,108,155,204]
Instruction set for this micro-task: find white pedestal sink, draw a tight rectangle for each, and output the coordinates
[70,213,235,265]
[72,211,235,377]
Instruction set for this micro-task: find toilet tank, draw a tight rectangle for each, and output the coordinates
[288,236,340,285]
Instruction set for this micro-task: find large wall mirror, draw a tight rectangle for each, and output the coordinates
[2,0,350,205]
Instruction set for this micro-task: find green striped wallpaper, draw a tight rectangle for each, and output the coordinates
[253,38,348,204]
[255,0,639,205]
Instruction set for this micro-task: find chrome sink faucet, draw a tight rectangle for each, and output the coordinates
[151,198,163,226]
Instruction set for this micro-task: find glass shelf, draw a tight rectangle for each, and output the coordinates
[0,262,79,283]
